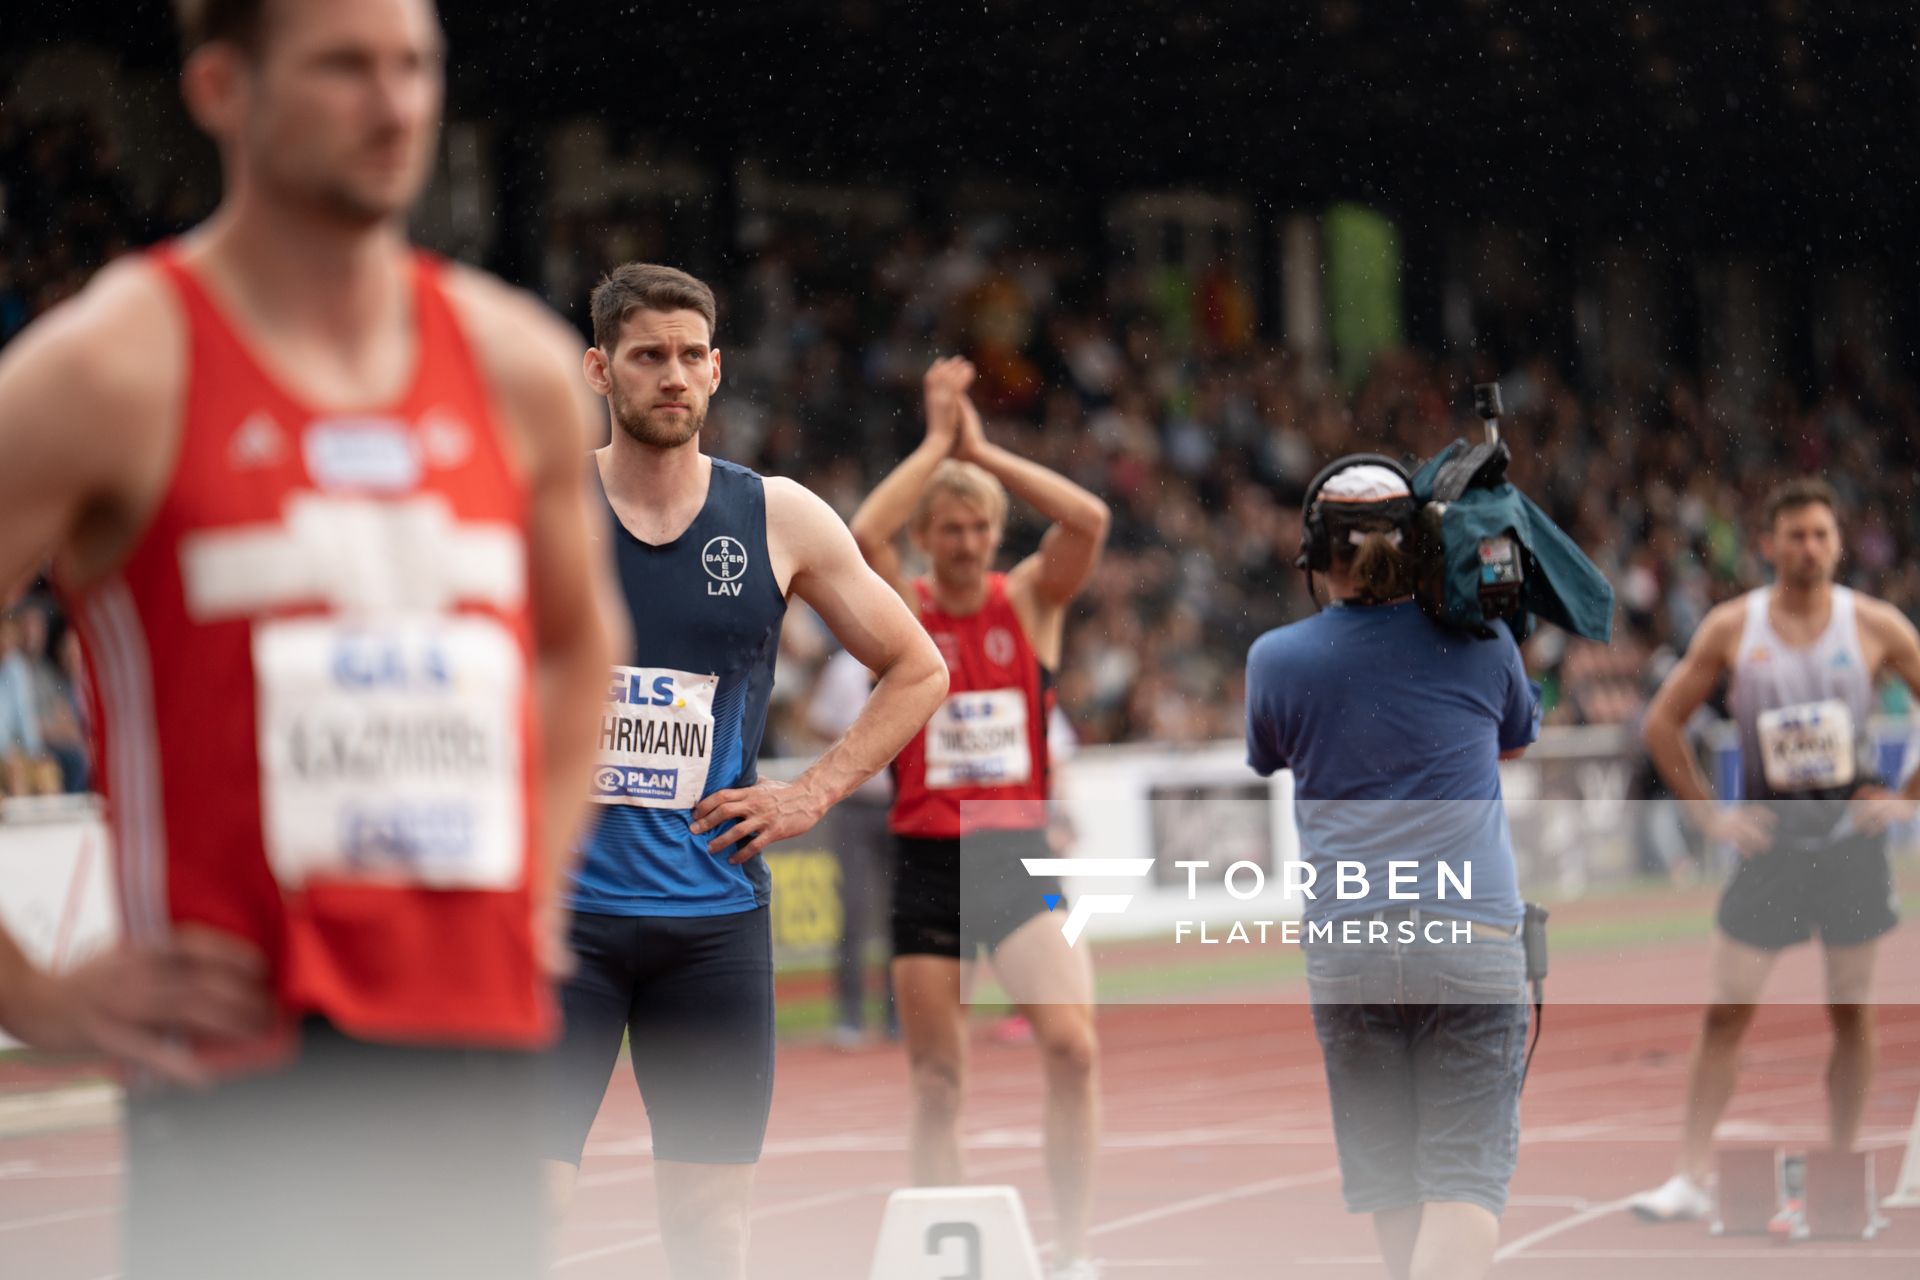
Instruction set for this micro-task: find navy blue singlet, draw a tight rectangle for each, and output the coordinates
[571,457,786,916]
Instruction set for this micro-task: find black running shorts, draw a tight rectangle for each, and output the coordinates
[539,906,774,1165]
[891,828,1063,959]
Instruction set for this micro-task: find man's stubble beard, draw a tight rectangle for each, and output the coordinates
[1781,561,1836,592]
[612,395,705,449]
[252,120,430,230]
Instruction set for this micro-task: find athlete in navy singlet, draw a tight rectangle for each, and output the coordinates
[540,265,948,1279]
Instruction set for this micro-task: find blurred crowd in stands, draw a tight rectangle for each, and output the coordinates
[0,596,89,798]
[563,215,1920,759]
[6,103,1920,797]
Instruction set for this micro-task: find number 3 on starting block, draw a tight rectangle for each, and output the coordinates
[868,1186,1045,1280]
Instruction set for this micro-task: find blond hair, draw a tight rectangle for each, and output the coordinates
[912,460,1008,532]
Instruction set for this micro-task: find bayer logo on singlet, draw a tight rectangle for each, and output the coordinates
[702,536,748,581]
[702,535,749,597]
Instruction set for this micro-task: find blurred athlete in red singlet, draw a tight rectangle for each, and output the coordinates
[851,359,1110,1278]
[0,2,619,1275]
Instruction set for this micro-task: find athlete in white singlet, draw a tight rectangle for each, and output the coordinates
[1628,479,1920,1222]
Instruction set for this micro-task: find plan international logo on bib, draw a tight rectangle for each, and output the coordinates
[593,765,680,802]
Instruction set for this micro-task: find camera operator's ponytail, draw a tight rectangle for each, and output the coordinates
[1347,530,1415,604]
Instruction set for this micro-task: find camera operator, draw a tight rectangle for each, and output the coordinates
[1246,460,1540,1280]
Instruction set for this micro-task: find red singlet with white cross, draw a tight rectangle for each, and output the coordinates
[889,573,1052,837]
[59,245,549,1059]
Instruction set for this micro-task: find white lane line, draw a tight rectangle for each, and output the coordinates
[1086,1165,1341,1241]
[0,1204,117,1234]
[555,1152,1042,1268]
[1492,1196,1636,1261]
[1096,1261,1217,1270]
[0,1161,124,1181]
[576,1120,1329,1192]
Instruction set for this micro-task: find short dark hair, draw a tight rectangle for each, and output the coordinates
[1765,477,1840,528]
[173,0,273,56]
[590,263,717,350]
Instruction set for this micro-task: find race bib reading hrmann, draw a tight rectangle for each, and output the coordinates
[924,689,1031,790]
[1757,699,1857,793]
[254,617,525,891]
[591,666,719,809]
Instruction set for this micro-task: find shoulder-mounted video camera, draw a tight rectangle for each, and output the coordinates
[1297,381,1614,645]
[1409,383,1525,634]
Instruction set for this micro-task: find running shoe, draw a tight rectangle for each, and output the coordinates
[1627,1173,1713,1222]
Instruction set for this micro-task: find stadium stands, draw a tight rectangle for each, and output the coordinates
[3,94,1918,783]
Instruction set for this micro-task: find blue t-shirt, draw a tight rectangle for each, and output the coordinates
[1244,601,1538,929]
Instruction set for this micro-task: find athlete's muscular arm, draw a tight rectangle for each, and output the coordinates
[444,269,625,970]
[847,357,973,598]
[0,265,274,1080]
[694,479,948,863]
[0,319,92,599]
[1852,600,1920,831]
[954,394,1110,662]
[0,260,179,598]
[1641,603,1774,854]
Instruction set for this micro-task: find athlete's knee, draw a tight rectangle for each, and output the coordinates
[658,1167,751,1272]
[1702,1002,1757,1043]
[1826,1002,1872,1039]
[1038,1019,1098,1085]
[664,1198,748,1242]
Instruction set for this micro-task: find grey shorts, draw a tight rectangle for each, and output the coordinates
[1305,920,1529,1217]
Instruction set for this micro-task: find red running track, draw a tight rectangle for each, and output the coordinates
[6,932,1920,1277]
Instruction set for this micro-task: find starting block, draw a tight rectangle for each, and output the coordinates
[1802,1150,1889,1240]
[1711,1148,1782,1236]
[1886,1094,1920,1209]
[867,1186,1044,1280]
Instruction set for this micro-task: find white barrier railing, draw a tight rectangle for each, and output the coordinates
[4,720,1912,974]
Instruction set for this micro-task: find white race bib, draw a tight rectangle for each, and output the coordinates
[254,616,525,890]
[925,689,1032,790]
[1757,699,1857,792]
[591,666,718,809]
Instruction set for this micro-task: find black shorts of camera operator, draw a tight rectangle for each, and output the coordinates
[1247,460,1541,1259]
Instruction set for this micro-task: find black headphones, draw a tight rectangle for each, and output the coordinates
[1295,453,1414,572]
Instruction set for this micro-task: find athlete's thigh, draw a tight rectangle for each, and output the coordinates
[538,912,641,1165]
[1708,927,1781,1005]
[627,908,775,1164]
[1822,937,1882,1005]
[990,908,1094,1008]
